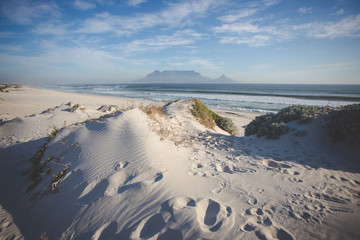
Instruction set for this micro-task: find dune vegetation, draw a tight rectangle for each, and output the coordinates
[190,98,237,135]
[245,104,360,145]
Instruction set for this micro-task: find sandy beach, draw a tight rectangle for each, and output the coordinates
[0,86,359,240]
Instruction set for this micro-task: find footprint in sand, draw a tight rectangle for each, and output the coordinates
[247,197,258,205]
[241,207,294,240]
[114,161,129,171]
[212,182,226,194]
[289,177,303,183]
[130,213,167,239]
[92,221,118,240]
[131,197,234,239]
[245,208,264,216]
[196,198,233,232]
[154,172,163,182]
[281,169,300,176]
[118,172,164,194]
[157,228,183,240]
[262,160,291,169]
[78,179,109,204]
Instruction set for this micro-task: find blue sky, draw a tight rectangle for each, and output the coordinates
[0,0,360,84]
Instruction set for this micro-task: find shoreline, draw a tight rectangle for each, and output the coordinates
[0,86,261,133]
[35,83,360,114]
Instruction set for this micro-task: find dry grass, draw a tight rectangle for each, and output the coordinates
[141,104,167,120]
[26,128,59,192]
[140,104,187,145]
[0,84,21,92]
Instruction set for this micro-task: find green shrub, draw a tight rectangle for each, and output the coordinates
[245,113,275,136]
[70,104,80,112]
[326,105,360,147]
[277,105,319,124]
[217,117,238,136]
[191,99,237,135]
[245,113,287,139]
[246,104,360,142]
[245,105,319,139]
[191,98,218,129]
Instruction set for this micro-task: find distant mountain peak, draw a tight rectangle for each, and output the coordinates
[215,74,234,83]
[137,70,236,83]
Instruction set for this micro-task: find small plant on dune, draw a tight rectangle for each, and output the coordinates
[142,104,167,120]
[164,99,181,107]
[49,127,59,141]
[51,165,70,192]
[110,105,121,112]
[191,99,237,135]
[191,98,219,129]
[0,84,22,92]
[39,232,49,240]
[27,127,59,192]
[70,104,80,112]
[97,105,121,112]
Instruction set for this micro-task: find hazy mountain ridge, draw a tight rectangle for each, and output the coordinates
[136,70,236,83]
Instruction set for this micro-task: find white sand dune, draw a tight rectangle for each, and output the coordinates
[0,87,359,240]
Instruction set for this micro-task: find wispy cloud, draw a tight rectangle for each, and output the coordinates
[331,9,344,16]
[218,9,258,23]
[0,44,23,52]
[218,35,271,47]
[296,14,360,39]
[0,0,61,25]
[297,7,312,14]
[214,0,289,47]
[213,21,294,47]
[128,0,147,7]
[0,32,16,38]
[73,0,96,11]
[262,0,281,7]
[33,23,71,35]
[218,0,281,23]
[214,1,360,47]
[77,0,222,35]
[119,30,202,54]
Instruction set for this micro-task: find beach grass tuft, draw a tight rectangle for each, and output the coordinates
[26,127,59,192]
[142,104,167,120]
[191,99,237,135]
[51,165,70,192]
[0,84,21,92]
[164,99,181,107]
[70,104,80,112]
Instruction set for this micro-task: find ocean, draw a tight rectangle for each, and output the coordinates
[45,83,360,113]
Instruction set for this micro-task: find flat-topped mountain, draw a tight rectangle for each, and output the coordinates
[136,70,236,83]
